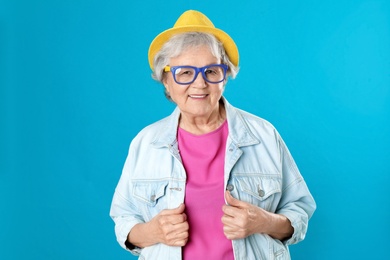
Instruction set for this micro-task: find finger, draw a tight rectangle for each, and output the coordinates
[166,222,189,245]
[223,224,237,235]
[162,213,188,225]
[223,229,244,240]
[171,232,189,246]
[222,222,244,240]
[160,219,189,242]
[166,228,189,246]
[176,203,185,213]
[221,212,235,225]
[221,210,243,228]
[222,204,237,218]
[167,221,189,235]
[161,203,185,216]
[173,238,188,247]
[225,190,243,208]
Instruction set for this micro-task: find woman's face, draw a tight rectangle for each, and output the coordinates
[163,45,224,121]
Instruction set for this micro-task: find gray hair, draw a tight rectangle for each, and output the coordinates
[151,32,239,100]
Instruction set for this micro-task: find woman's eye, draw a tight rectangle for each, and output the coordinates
[205,69,217,75]
[182,70,193,75]
[176,68,193,76]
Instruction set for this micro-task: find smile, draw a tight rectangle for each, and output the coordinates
[189,94,208,99]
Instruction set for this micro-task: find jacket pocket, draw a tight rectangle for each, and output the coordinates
[233,174,282,212]
[132,181,169,220]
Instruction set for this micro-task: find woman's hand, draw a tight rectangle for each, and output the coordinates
[221,191,293,241]
[128,203,189,248]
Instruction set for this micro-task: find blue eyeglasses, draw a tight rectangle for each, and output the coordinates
[164,64,228,85]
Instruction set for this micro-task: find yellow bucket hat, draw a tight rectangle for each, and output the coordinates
[148,10,239,71]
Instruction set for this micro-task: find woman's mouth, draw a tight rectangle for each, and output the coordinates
[189,94,208,99]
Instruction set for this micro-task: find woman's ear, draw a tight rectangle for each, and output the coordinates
[163,81,168,89]
[162,74,168,88]
[163,79,171,95]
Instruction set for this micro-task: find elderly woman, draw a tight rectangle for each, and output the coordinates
[110,10,316,260]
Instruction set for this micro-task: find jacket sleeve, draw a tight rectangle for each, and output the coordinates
[109,149,144,256]
[274,132,316,245]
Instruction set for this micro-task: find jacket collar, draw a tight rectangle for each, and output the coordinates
[151,97,260,148]
[223,97,260,147]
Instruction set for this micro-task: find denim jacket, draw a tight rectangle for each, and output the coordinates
[110,97,316,260]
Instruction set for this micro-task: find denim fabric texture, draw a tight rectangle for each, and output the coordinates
[110,97,316,260]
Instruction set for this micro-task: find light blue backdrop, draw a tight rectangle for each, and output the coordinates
[1,0,389,259]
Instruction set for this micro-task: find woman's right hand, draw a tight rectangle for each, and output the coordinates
[128,204,189,248]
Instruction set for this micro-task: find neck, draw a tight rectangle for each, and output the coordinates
[179,102,226,135]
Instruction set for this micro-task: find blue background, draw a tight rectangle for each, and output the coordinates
[1,0,389,259]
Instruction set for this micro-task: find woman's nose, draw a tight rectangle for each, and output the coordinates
[191,71,207,88]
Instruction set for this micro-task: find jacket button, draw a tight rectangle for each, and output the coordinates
[150,195,156,202]
[258,189,265,197]
[226,184,234,191]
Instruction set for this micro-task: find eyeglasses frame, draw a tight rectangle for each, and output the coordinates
[164,64,228,85]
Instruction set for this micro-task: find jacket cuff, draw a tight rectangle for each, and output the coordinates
[115,219,143,255]
[278,211,308,245]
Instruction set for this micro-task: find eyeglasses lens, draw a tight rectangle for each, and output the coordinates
[204,66,225,83]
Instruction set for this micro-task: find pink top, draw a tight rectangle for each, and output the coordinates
[178,120,234,260]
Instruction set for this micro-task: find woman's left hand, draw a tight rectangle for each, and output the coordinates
[221,190,293,240]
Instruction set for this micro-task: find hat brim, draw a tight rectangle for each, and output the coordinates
[148,26,239,70]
